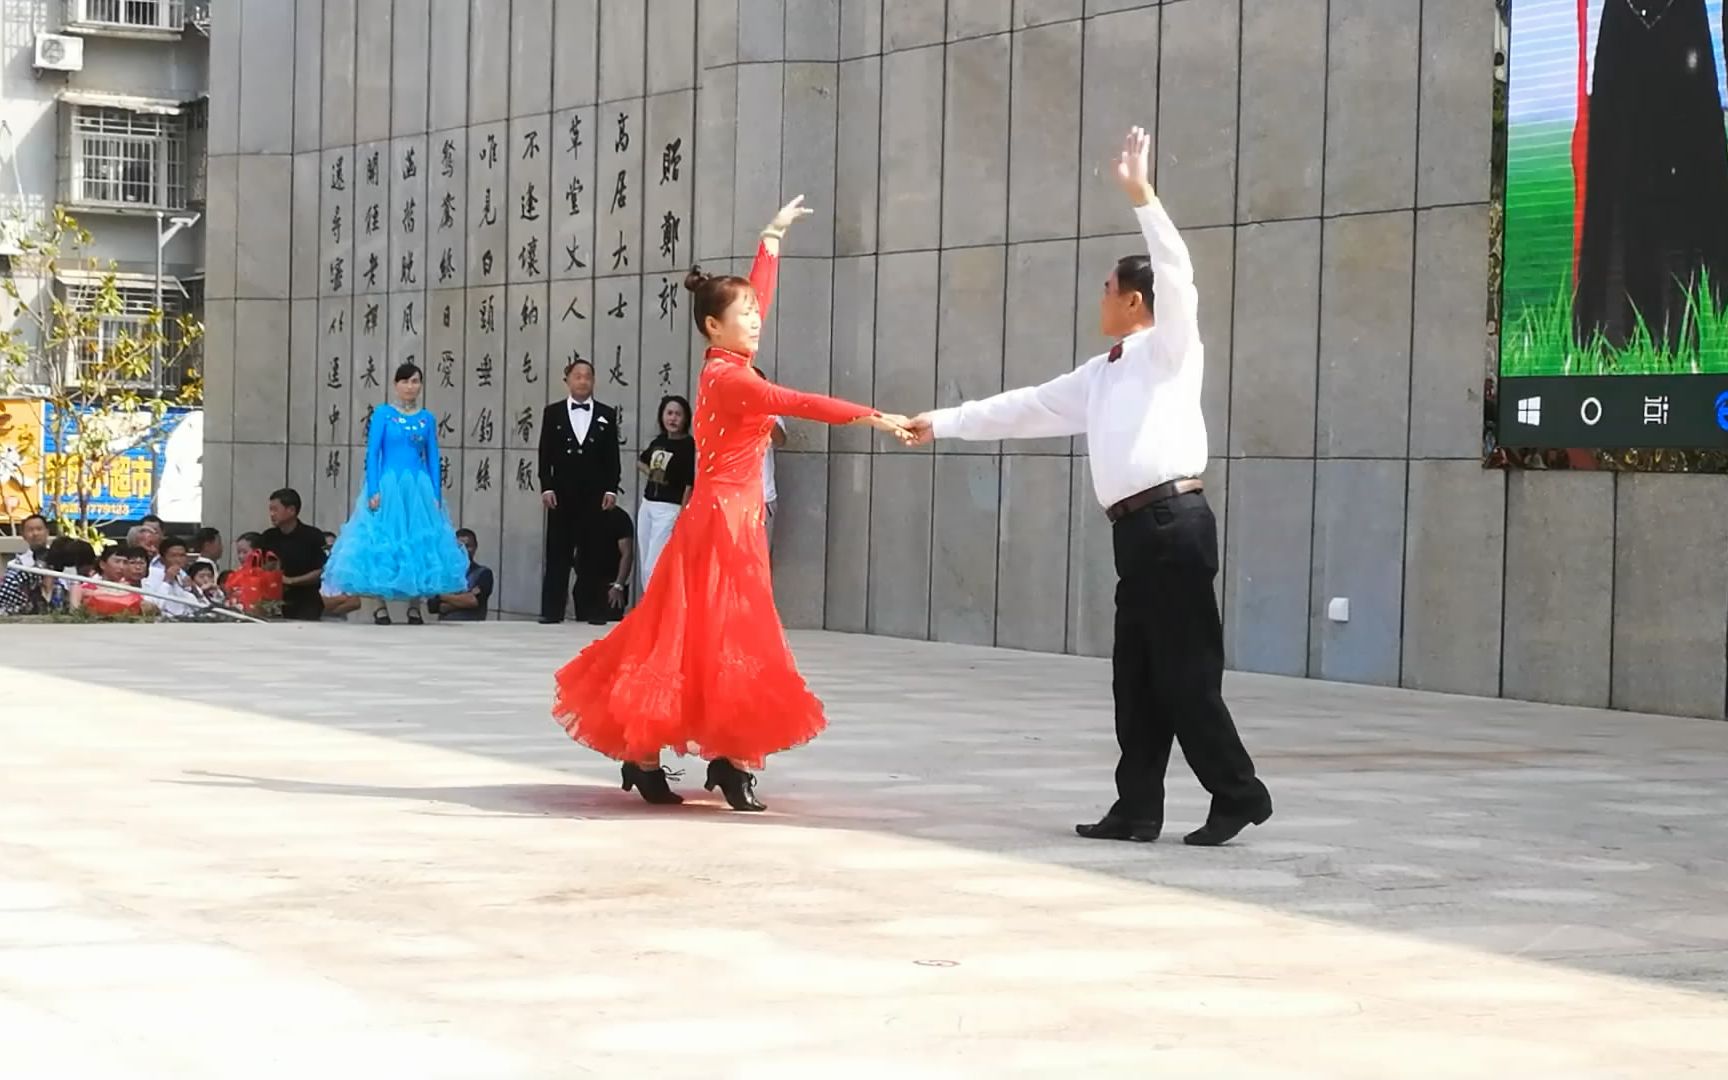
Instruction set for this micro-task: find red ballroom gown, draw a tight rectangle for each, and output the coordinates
[552,243,873,769]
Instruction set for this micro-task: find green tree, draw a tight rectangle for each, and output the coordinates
[0,208,203,543]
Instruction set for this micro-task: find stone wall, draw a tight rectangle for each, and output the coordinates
[204,0,1728,722]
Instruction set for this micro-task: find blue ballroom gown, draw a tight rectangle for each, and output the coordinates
[323,403,469,600]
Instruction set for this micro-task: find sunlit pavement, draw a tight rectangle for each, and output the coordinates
[4,622,1728,1078]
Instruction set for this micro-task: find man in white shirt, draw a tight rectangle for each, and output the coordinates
[9,513,50,569]
[910,127,1271,847]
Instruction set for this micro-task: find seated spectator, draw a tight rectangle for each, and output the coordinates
[0,536,95,616]
[189,559,225,606]
[122,546,149,587]
[217,569,234,595]
[428,528,495,622]
[577,505,634,625]
[192,526,224,565]
[145,536,201,617]
[128,523,161,568]
[8,514,51,569]
[233,531,263,567]
[72,547,154,618]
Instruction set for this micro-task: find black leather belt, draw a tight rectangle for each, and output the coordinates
[1105,478,1204,522]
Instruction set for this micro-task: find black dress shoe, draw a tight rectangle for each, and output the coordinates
[704,758,766,812]
[537,617,563,625]
[1076,814,1161,842]
[1183,804,1273,847]
[621,763,683,805]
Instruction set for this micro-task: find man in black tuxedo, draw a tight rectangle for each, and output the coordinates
[537,358,622,624]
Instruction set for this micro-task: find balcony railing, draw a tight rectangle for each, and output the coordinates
[65,0,186,33]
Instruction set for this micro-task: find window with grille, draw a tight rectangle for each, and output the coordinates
[61,284,195,395]
[67,0,186,31]
[69,107,187,210]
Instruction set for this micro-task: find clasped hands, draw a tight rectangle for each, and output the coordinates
[856,413,937,446]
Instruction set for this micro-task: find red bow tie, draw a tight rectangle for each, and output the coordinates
[1108,342,1124,362]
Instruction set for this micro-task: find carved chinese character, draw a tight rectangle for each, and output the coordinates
[607,345,629,386]
[441,139,456,177]
[438,247,457,283]
[657,277,679,321]
[329,258,345,291]
[402,302,418,336]
[614,112,630,153]
[327,403,342,440]
[518,238,542,277]
[521,353,539,384]
[514,406,535,442]
[659,211,680,262]
[438,351,456,388]
[567,113,583,159]
[519,295,541,329]
[474,457,493,491]
[565,176,584,216]
[441,456,452,490]
[564,241,586,272]
[402,197,417,234]
[520,183,540,222]
[325,357,344,389]
[476,353,495,387]
[607,292,628,319]
[479,187,498,227]
[439,412,455,438]
[472,407,496,444]
[364,253,380,289]
[611,231,629,271]
[361,403,376,438]
[563,293,586,322]
[325,450,342,484]
[329,206,342,243]
[661,137,682,184]
[361,357,380,388]
[522,130,541,159]
[402,147,419,180]
[478,294,497,335]
[400,253,418,286]
[327,309,346,335]
[610,170,627,212]
[479,133,498,169]
[330,155,347,191]
[363,303,380,335]
[364,204,381,235]
[365,151,380,186]
[515,457,536,492]
[658,361,673,388]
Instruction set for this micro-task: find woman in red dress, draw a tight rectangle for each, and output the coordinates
[551,197,912,811]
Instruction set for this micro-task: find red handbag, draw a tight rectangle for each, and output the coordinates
[226,550,284,613]
[76,583,143,617]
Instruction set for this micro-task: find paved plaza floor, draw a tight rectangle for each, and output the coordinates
[3,622,1728,1078]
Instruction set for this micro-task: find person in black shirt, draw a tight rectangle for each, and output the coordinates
[429,527,496,622]
[258,488,328,621]
[635,394,695,587]
[576,504,635,623]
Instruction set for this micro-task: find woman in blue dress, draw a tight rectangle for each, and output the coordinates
[324,362,469,625]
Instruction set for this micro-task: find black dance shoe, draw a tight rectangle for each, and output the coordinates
[1183,803,1273,847]
[704,758,766,812]
[1076,814,1161,843]
[620,763,683,805]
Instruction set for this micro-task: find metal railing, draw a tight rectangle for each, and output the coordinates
[8,564,267,623]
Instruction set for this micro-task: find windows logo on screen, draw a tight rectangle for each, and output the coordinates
[1516,396,1541,426]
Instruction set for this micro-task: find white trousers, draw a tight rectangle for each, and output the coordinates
[637,499,682,587]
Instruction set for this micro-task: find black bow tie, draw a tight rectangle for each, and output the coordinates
[1108,343,1124,362]
[570,401,591,411]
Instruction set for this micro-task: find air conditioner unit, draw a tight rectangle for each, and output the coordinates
[34,33,84,73]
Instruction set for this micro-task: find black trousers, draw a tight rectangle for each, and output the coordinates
[541,498,604,621]
[1108,490,1269,823]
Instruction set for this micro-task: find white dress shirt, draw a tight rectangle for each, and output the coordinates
[567,396,594,442]
[928,200,1208,510]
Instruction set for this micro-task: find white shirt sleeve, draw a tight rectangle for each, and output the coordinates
[927,360,1096,442]
[1134,200,1200,365]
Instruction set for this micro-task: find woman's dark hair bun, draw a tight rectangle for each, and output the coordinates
[683,265,709,293]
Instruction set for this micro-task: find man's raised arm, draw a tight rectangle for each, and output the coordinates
[1118,126,1199,351]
